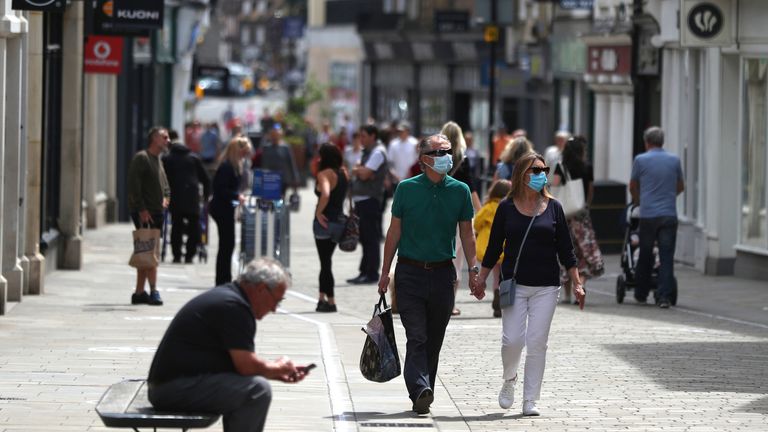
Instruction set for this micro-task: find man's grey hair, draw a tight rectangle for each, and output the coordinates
[238,258,291,290]
[643,126,665,147]
[555,130,571,140]
[418,134,450,155]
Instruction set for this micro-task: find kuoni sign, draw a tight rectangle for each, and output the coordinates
[84,36,124,75]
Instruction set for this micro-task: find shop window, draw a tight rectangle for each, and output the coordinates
[420,93,447,136]
[741,58,768,248]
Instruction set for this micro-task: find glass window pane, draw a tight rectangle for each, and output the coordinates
[741,58,768,247]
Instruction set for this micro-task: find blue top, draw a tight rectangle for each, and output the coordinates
[630,148,683,218]
[482,198,576,287]
[495,161,513,180]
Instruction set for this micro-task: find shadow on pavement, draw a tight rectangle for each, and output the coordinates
[433,412,511,422]
[605,341,768,414]
[330,411,426,422]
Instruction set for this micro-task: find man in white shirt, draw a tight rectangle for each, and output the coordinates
[387,121,419,182]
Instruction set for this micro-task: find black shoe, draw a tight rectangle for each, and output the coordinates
[658,300,670,309]
[184,257,195,264]
[346,275,366,284]
[412,388,434,414]
[349,275,377,285]
[148,290,164,306]
[316,302,337,313]
[131,291,150,305]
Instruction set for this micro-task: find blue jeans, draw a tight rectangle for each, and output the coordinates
[636,216,678,303]
[394,262,456,401]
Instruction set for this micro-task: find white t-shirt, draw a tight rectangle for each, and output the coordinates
[388,136,418,180]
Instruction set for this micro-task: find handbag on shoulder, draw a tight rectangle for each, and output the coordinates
[338,194,359,252]
[551,164,586,218]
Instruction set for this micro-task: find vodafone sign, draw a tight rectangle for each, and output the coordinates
[84,36,124,75]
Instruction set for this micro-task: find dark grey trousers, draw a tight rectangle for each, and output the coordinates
[394,262,456,401]
[148,373,271,432]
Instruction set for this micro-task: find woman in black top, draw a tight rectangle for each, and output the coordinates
[209,136,252,286]
[313,143,349,312]
[557,136,604,304]
[474,152,584,416]
[441,121,481,316]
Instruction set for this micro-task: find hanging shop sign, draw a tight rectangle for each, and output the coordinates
[587,45,632,76]
[93,0,164,37]
[680,0,735,47]
[12,0,65,12]
[84,36,124,75]
[559,0,593,9]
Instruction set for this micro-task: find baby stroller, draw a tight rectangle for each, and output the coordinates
[615,204,677,305]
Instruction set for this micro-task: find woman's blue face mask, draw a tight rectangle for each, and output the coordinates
[527,172,548,192]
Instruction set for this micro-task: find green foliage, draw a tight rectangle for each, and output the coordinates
[283,77,325,141]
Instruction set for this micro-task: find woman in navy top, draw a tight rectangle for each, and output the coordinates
[474,152,585,416]
[209,136,251,286]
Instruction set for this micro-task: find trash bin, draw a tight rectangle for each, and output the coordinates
[590,180,626,254]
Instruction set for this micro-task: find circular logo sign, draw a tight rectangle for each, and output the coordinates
[687,3,724,39]
[93,41,111,60]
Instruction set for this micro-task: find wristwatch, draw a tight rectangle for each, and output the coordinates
[469,265,480,274]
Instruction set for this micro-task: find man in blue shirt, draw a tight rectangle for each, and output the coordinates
[629,126,685,308]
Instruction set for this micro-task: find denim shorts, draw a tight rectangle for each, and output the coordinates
[313,217,346,243]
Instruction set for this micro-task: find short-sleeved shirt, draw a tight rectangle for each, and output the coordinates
[391,174,474,262]
[630,148,683,218]
[148,283,255,385]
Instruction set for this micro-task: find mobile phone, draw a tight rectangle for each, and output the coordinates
[299,363,316,373]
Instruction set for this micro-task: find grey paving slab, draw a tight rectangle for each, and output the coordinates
[0,186,766,431]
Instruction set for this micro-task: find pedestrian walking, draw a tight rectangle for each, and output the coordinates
[313,144,349,313]
[147,258,313,432]
[347,124,388,285]
[258,123,300,198]
[475,152,585,416]
[555,136,604,303]
[387,121,419,184]
[127,126,171,306]
[162,130,211,264]
[493,136,533,181]
[441,121,481,316]
[378,133,478,415]
[543,130,571,185]
[629,126,684,309]
[474,179,512,318]
[210,136,252,286]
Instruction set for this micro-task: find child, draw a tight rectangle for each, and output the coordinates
[474,179,512,317]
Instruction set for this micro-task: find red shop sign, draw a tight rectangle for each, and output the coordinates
[84,36,124,74]
[587,45,632,75]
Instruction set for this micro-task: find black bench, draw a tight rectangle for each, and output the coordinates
[96,379,220,431]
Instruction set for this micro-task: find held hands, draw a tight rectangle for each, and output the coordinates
[472,278,487,300]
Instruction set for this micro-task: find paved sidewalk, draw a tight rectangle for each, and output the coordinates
[0,186,766,431]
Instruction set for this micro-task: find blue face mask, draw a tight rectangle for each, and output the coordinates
[428,155,454,175]
[527,172,548,192]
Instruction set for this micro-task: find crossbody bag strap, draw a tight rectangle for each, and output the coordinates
[510,198,542,279]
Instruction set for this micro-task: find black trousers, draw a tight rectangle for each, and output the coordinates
[212,210,235,286]
[355,197,382,279]
[394,262,456,401]
[314,237,337,298]
[170,211,201,262]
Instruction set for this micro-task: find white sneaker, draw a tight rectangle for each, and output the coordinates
[522,400,540,416]
[498,378,516,409]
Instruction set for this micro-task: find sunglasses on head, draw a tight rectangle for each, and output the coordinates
[528,166,550,175]
[424,148,453,156]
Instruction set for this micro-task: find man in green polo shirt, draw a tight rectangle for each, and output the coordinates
[378,133,478,415]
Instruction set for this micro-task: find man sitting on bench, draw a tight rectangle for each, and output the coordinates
[147,257,311,432]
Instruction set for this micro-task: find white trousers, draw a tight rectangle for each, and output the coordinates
[501,284,560,401]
